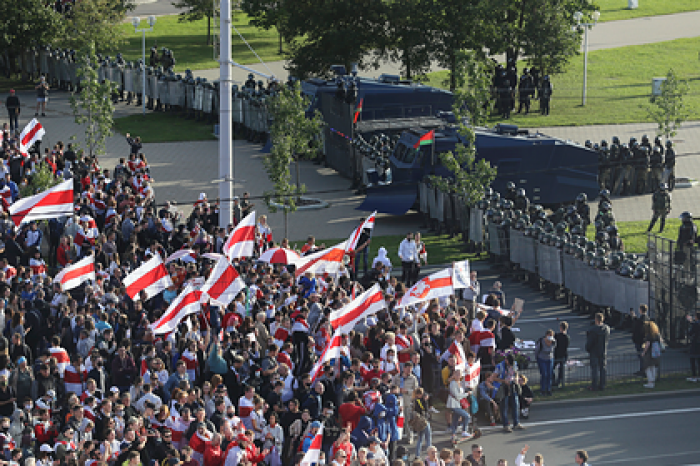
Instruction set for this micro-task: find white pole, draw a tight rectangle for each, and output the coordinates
[142,29,146,116]
[219,0,233,228]
[582,26,589,106]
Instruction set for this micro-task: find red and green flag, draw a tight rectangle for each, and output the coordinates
[414,129,435,149]
[353,98,364,124]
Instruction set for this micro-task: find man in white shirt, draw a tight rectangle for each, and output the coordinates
[398,232,417,286]
[134,383,163,413]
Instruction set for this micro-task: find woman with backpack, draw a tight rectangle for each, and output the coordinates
[641,321,662,388]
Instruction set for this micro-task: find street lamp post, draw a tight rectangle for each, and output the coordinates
[132,16,157,116]
[574,10,600,106]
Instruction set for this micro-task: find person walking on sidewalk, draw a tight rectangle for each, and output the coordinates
[5,89,20,134]
[586,313,610,391]
[35,76,49,117]
[641,321,662,388]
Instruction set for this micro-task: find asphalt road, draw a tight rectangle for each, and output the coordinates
[449,390,700,465]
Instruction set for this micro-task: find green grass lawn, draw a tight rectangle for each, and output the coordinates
[597,0,700,22]
[113,112,217,142]
[118,13,283,72]
[305,233,485,267]
[0,75,39,93]
[588,218,684,253]
[423,36,700,128]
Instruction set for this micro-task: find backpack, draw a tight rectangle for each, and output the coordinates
[651,340,663,359]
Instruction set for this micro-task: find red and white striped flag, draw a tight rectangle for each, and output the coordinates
[310,331,343,383]
[123,255,173,301]
[291,240,348,278]
[53,255,95,291]
[19,118,45,155]
[397,397,405,440]
[223,211,256,260]
[200,256,246,307]
[300,424,324,466]
[164,249,197,264]
[9,179,73,226]
[49,347,70,377]
[450,340,467,372]
[329,283,385,333]
[151,284,203,335]
[465,360,481,389]
[397,268,454,309]
[345,211,376,252]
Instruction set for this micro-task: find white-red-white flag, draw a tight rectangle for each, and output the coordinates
[397,268,454,309]
[164,249,197,264]
[151,284,203,335]
[329,283,385,333]
[53,255,95,291]
[345,211,376,252]
[465,360,481,389]
[9,179,73,226]
[452,259,470,290]
[19,118,45,155]
[450,340,467,372]
[291,240,348,278]
[49,347,70,377]
[200,256,246,307]
[309,331,344,383]
[123,255,173,301]
[223,211,256,260]
[300,424,324,466]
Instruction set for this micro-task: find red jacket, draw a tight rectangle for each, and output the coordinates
[338,402,367,431]
[203,445,223,466]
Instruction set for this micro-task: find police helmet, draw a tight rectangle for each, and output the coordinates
[517,188,526,197]
[491,191,501,202]
[571,225,582,236]
[584,251,595,265]
[585,140,592,148]
[484,187,493,198]
[534,219,544,228]
[629,137,637,145]
[596,231,609,244]
[161,47,167,53]
[612,136,620,145]
[601,140,608,147]
[523,68,529,74]
[666,140,673,149]
[619,264,631,277]
[599,189,610,199]
[507,181,516,190]
[660,183,668,191]
[606,225,618,236]
[594,143,600,151]
[477,200,489,210]
[654,136,661,145]
[248,73,254,80]
[642,134,649,144]
[544,221,554,233]
[576,193,588,203]
[680,211,693,222]
[601,202,612,212]
[621,143,629,150]
[633,266,645,280]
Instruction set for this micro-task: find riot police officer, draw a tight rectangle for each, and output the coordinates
[663,140,676,191]
[504,181,517,202]
[575,193,591,235]
[598,189,612,211]
[647,183,671,233]
[634,145,649,194]
[607,225,624,251]
[517,68,534,114]
[514,188,529,212]
[677,211,697,249]
[245,73,256,89]
[149,46,159,67]
[497,71,512,118]
[640,134,652,152]
[539,75,552,115]
[598,140,611,190]
[648,146,663,192]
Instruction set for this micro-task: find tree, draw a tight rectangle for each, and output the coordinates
[647,69,689,140]
[70,44,117,159]
[0,0,62,75]
[430,51,497,206]
[172,0,220,45]
[61,0,130,52]
[241,0,291,54]
[263,83,324,236]
[380,0,432,80]
[19,163,61,198]
[482,0,594,76]
[284,0,387,78]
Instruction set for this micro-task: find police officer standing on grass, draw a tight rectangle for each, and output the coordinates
[539,76,552,115]
[663,140,676,191]
[149,46,159,67]
[517,69,534,114]
[647,183,671,233]
[649,146,664,192]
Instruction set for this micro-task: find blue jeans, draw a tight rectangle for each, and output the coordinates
[415,422,432,457]
[501,393,520,427]
[450,407,470,433]
[538,358,553,393]
[590,356,607,390]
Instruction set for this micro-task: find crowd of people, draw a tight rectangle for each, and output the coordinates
[0,114,595,466]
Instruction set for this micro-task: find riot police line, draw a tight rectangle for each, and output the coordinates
[593,134,677,196]
[416,178,650,327]
[0,46,278,143]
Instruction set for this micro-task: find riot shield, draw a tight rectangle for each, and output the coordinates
[39,50,49,76]
[203,86,213,114]
[169,80,185,108]
[185,83,195,110]
[124,68,134,93]
[194,84,204,111]
[158,79,169,105]
[150,75,159,100]
[232,96,243,125]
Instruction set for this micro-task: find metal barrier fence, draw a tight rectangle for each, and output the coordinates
[508,352,691,389]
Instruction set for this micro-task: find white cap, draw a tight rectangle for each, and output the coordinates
[40,444,53,452]
[110,386,120,393]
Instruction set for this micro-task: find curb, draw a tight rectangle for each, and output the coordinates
[533,385,700,407]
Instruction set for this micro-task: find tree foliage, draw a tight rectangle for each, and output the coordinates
[172,0,220,45]
[70,43,117,159]
[19,163,61,198]
[379,0,432,80]
[0,0,61,56]
[61,0,130,53]
[263,83,324,213]
[431,52,497,207]
[647,68,689,140]
[241,0,290,53]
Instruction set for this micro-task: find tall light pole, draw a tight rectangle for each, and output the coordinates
[132,16,157,116]
[218,0,233,228]
[574,10,600,106]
